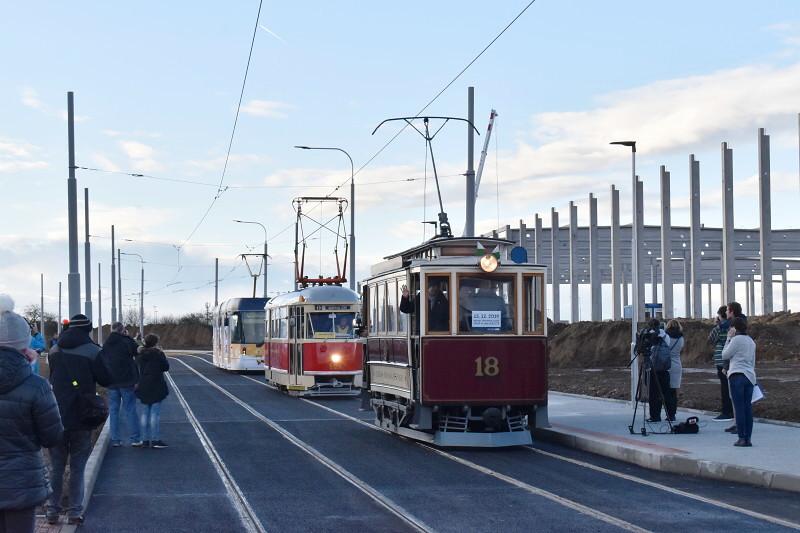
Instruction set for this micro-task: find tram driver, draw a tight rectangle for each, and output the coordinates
[335,315,354,337]
[400,280,449,333]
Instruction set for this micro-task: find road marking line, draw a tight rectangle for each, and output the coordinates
[165,372,266,533]
[232,372,648,532]
[525,447,800,530]
[187,354,800,530]
[172,358,433,533]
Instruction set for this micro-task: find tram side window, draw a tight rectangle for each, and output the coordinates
[386,280,397,334]
[425,275,450,334]
[524,274,545,335]
[229,314,241,343]
[377,283,386,333]
[278,308,288,339]
[457,275,515,334]
[369,285,378,334]
[396,278,407,334]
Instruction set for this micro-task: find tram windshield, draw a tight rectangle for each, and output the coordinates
[307,312,356,339]
[457,275,515,334]
[230,311,266,345]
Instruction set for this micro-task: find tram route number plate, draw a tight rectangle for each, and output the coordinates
[472,310,501,328]
[371,365,411,391]
[314,305,350,310]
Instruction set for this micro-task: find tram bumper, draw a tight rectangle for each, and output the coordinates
[433,430,532,448]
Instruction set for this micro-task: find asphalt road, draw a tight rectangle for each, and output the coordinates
[80,352,800,533]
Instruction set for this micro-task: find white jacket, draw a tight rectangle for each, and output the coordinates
[721,334,757,385]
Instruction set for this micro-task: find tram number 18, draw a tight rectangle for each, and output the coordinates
[474,356,500,377]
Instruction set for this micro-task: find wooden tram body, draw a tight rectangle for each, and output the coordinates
[264,285,363,396]
[362,237,549,447]
[212,297,269,371]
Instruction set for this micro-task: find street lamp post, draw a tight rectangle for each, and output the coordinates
[121,252,145,340]
[611,141,638,408]
[294,145,355,291]
[233,220,268,298]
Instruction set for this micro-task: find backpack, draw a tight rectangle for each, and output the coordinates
[64,354,109,429]
[650,337,676,372]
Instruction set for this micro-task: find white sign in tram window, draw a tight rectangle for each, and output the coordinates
[472,310,501,328]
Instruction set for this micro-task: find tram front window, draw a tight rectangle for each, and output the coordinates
[308,312,356,339]
[231,311,266,345]
[457,276,515,334]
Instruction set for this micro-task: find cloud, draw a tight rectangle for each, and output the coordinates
[185,153,267,173]
[20,88,44,110]
[240,99,292,119]
[0,138,48,173]
[118,140,162,172]
[91,153,121,173]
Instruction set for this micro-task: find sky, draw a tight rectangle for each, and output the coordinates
[1,1,800,321]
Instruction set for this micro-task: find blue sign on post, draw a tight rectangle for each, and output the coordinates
[510,246,528,264]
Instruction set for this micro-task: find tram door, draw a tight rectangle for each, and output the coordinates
[289,306,303,386]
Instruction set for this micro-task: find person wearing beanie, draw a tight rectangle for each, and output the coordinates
[101,322,141,447]
[46,313,112,525]
[0,294,63,533]
[134,334,170,449]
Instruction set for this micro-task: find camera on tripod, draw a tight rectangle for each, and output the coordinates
[634,319,663,362]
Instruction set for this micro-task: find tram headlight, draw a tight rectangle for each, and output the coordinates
[330,353,342,364]
[479,253,499,273]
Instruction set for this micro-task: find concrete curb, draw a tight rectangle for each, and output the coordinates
[533,424,800,493]
[551,390,800,429]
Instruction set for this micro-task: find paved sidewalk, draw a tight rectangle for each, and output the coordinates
[535,392,800,492]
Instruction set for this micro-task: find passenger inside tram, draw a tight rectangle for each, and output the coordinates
[308,312,355,339]
[458,277,514,333]
[400,279,449,333]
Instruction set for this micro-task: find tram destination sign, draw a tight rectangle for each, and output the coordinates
[314,304,351,311]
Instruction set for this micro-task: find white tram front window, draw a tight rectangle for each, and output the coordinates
[307,312,356,339]
[230,311,266,344]
[457,275,515,334]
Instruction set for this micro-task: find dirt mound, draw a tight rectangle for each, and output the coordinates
[548,312,800,368]
[94,323,212,350]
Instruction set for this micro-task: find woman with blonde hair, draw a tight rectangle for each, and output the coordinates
[663,320,684,421]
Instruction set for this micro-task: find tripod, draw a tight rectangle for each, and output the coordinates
[628,354,674,435]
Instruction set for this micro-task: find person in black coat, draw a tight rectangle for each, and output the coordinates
[46,314,111,525]
[101,323,141,447]
[400,282,449,333]
[135,334,170,449]
[0,295,63,533]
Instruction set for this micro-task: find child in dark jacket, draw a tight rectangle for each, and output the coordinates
[134,334,170,449]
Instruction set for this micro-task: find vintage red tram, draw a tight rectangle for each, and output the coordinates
[362,237,548,447]
[264,285,363,396]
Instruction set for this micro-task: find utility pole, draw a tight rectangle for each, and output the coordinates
[464,86,476,237]
[84,188,92,323]
[111,225,116,323]
[140,266,144,339]
[40,274,44,345]
[118,249,122,324]
[214,258,219,306]
[57,282,62,335]
[67,91,81,316]
[97,262,103,344]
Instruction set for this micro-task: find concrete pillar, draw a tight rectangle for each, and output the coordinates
[745,279,752,316]
[533,214,542,264]
[650,260,657,308]
[707,283,712,318]
[636,178,645,320]
[569,201,579,323]
[589,193,601,321]
[622,267,628,309]
[551,208,560,322]
[519,220,527,248]
[721,142,735,304]
[610,185,621,320]
[683,252,690,318]
[749,277,756,315]
[782,270,788,312]
[660,165,672,318]
[689,156,702,318]
[758,128,773,315]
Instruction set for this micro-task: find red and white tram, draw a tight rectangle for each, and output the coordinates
[264,285,363,396]
[362,237,548,447]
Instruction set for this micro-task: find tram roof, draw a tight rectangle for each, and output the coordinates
[216,297,270,313]
[267,285,360,308]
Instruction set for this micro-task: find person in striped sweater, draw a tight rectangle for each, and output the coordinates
[708,305,733,422]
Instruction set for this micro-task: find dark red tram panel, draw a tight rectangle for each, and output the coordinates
[421,337,547,404]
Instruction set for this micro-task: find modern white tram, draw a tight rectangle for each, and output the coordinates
[212,297,269,371]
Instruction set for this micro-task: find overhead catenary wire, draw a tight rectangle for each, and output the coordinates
[321,0,538,200]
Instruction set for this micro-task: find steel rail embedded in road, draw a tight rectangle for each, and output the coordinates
[165,371,267,533]
[171,357,433,533]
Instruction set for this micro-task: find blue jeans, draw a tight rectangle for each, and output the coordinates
[47,430,92,518]
[729,373,754,441]
[109,387,140,443]
[139,401,163,441]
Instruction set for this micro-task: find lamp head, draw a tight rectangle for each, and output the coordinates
[610,141,636,152]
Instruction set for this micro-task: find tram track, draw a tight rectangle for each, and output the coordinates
[170,357,433,533]
[178,353,800,531]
